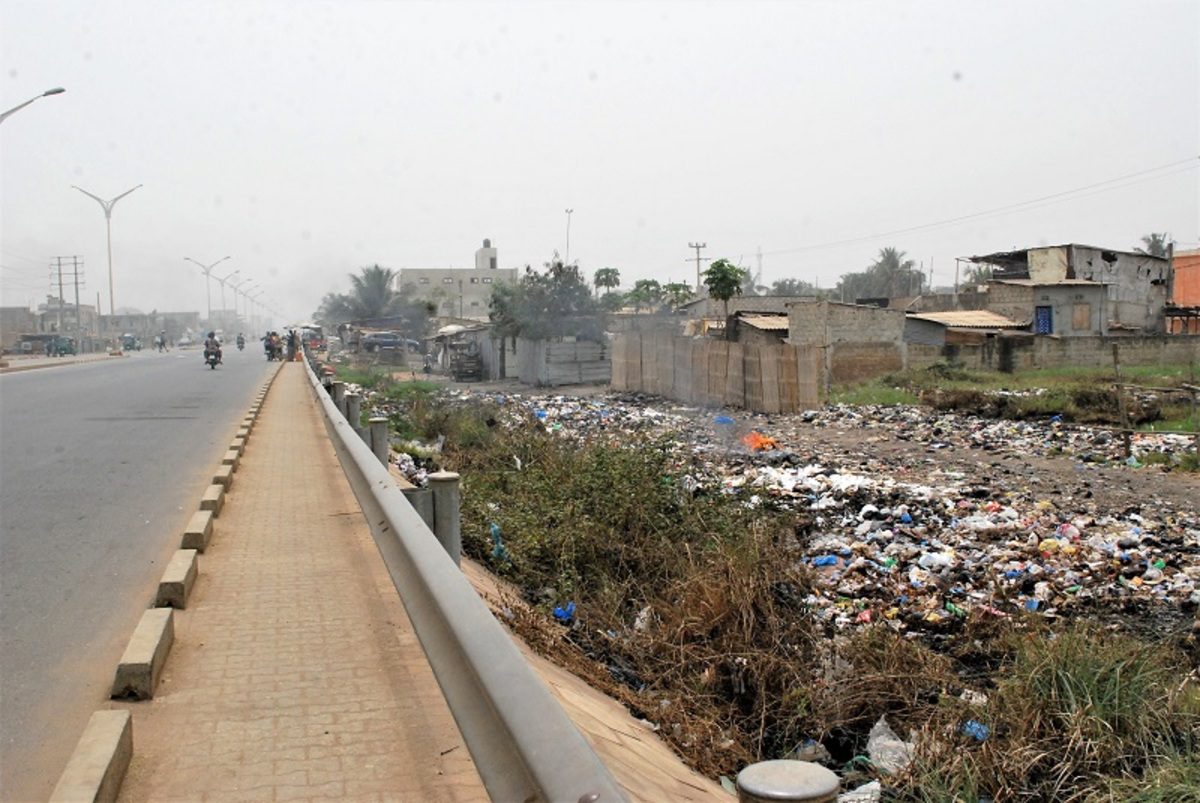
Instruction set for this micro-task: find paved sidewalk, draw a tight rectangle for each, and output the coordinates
[114,363,486,801]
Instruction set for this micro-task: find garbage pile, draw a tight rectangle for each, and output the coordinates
[435,389,1200,635]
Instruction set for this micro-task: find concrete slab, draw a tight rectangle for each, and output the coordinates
[49,710,132,803]
[111,608,174,700]
[230,436,245,455]
[221,449,239,470]
[213,463,234,489]
[199,483,225,516]
[155,549,198,609]
[236,426,250,442]
[181,510,213,552]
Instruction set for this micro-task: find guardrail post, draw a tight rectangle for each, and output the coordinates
[345,392,362,434]
[402,486,435,531]
[736,760,840,803]
[369,417,389,466]
[429,471,462,566]
[331,381,346,415]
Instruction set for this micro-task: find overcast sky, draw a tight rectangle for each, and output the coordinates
[2,0,1197,323]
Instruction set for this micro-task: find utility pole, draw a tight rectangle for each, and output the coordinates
[53,257,65,332]
[70,257,83,351]
[756,246,763,291]
[687,242,710,291]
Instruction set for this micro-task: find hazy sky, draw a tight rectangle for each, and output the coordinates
[2,0,1197,323]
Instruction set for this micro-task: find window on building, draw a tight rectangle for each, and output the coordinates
[470,301,480,307]
[470,277,478,284]
[481,277,493,284]
[1072,303,1091,331]
[442,277,453,284]
[418,277,429,284]
[489,257,497,270]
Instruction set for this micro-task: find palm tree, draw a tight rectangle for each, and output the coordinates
[1136,233,1170,258]
[868,247,920,297]
[628,279,663,312]
[593,267,621,297]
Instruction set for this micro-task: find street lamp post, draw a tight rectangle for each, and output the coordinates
[564,208,574,265]
[229,277,251,328]
[0,87,65,125]
[213,269,240,331]
[73,184,141,315]
[184,256,231,324]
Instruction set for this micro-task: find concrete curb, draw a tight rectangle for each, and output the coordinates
[213,463,234,489]
[49,710,132,803]
[0,353,125,375]
[200,483,226,515]
[111,608,174,700]
[155,549,198,609]
[181,509,214,551]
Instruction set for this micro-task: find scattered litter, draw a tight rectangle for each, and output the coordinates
[839,780,881,802]
[961,719,991,741]
[866,716,914,774]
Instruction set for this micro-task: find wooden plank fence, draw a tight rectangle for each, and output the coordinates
[612,332,821,412]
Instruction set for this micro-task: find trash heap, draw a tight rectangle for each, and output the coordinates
[436,389,1200,636]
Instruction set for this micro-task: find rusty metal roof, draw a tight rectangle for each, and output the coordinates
[908,310,1026,329]
[738,314,790,331]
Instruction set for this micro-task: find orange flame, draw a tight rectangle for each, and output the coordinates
[741,431,778,451]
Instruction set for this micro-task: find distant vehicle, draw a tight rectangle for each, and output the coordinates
[177,335,194,347]
[300,326,325,351]
[361,332,404,352]
[121,334,142,351]
[50,336,76,356]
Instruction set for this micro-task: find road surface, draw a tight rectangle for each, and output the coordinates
[0,347,273,801]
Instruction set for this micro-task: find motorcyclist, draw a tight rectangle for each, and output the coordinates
[157,330,167,352]
[204,331,223,364]
[236,332,246,350]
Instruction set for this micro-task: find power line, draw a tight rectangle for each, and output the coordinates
[757,156,1200,258]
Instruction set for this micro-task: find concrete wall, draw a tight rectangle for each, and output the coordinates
[1068,245,1168,331]
[1027,247,1071,282]
[986,282,1034,325]
[682,295,820,319]
[909,334,1200,376]
[0,307,38,350]
[1173,250,1200,306]
[1031,284,1107,336]
[787,300,906,346]
[903,318,946,347]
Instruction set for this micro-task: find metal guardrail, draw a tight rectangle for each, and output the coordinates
[301,352,627,803]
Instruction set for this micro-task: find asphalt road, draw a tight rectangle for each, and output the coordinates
[0,347,273,801]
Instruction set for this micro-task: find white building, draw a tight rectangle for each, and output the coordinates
[397,239,517,321]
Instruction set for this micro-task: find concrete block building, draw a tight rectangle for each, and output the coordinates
[397,239,518,321]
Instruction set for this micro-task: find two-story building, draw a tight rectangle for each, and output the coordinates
[397,239,518,321]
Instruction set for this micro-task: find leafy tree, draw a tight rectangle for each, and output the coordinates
[627,279,664,312]
[740,269,768,296]
[1136,233,1170,258]
[662,281,694,310]
[593,267,621,296]
[703,258,748,339]
[489,255,605,340]
[598,291,627,312]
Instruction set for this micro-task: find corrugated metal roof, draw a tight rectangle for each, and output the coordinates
[739,314,790,331]
[908,310,1025,329]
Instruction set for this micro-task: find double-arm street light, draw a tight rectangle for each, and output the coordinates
[0,87,65,125]
[213,268,240,330]
[73,184,142,315]
[228,277,251,322]
[184,256,231,323]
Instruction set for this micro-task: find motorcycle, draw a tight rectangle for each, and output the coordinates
[205,347,221,369]
[236,337,245,351]
[264,342,277,361]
